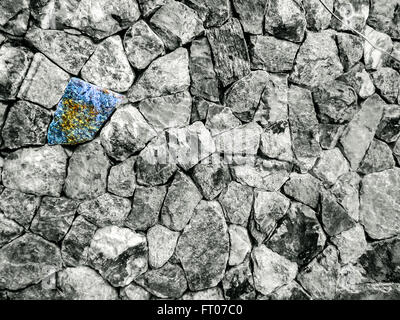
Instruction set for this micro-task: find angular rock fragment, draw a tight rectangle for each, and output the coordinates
[265,281,311,300]
[336,33,364,71]
[150,1,204,50]
[128,48,190,102]
[2,101,51,149]
[181,287,225,300]
[264,0,306,43]
[332,224,367,264]
[78,193,131,228]
[126,186,167,231]
[26,27,96,75]
[368,0,400,40]
[123,20,165,70]
[161,171,202,231]
[108,157,136,198]
[192,154,231,200]
[260,126,293,162]
[251,245,298,295]
[290,31,343,88]
[331,172,361,221]
[232,0,266,34]
[376,104,400,143]
[6,275,60,300]
[337,63,375,99]
[136,135,177,186]
[0,213,24,247]
[147,224,179,269]
[137,0,171,17]
[358,139,395,174]
[0,0,30,36]
[48,78,125,146]
[231,158,292,191]
[313,148,350,186]
[138,91,191,133]
[81,35,135,92]
[219,181,253,227]
[100,104,156,161]
[64,139,110,200]
[0,43,33,100]
[337,283,400,300]
[190,37,220,102]
[267,202,326,265]
[340,94,385,170]
[360,168,400,239]
[303,0,333,31]
[176,201,229,291]
[120,283,151,300]
[371,67,400,104]
[282,173,321,209]
[17,53,69,108]
[57,266,118,300]
[249,36,299,73]
[222,260,256,300]
[297,246,340,300]
[61,216,97,267]
[0,233,62,290]
[364,26,393,70]
[87,226,148,287]
[228,225,252,266]
[207,18,251,87]
[135,263,187,299]
[184,0,231,27]
[205,104,241,137]
[319,124,345,150]
[3,145,67,197]
[224,71,269,122]
[385,41,400,71]
[31,197,78,242]
[331,0,369,32]
[0,188,40,227]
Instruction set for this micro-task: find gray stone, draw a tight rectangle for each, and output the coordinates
[228,225,252,266]
[265,281,311,300]
[313,148,350,186]
[128,48,190,102]
[319,124,345,150]
[395,138,400,163]
[57,266,118,300]
[64,140,110,200]
[17,53,69,108]
[161,171,202,231]
[0,213,24,247]
[282,173,321,209]
[87,226,148,287]
[337,33,364,71]
[371,67,400,104]
[358,139,395,174]
[176,200,229,291]
[191,97,211,122]
[2,101,51,149]
[135,263,187,299]
[224,71,269,122]
[81,35,135,93]
[100,104,156,161]
[231,158,292,191]
[184,0,231,28]
[364,26,393,70]
[0,43,33,100]
[126,186,167,231]
[376,104,400,143]
[337,283,400,300]
[192,154,231,200]
[219,181,253,227]
[338,63,375,99]
[0,0,30,36]
[360,168,400,239]
[61,216,97,267]
[120,283,151,300]
[78,193,131,228]
[331,0,369,32]
[3,145,67,197]
[181,287,225,300]
[0,233,62,290]
[222,260,256,300]
[264,0,306,43]
[290,31,343,88]
[340,94,385,170]
[260,125,293,162]
[138,0,171,17]
[249,35,299,73]
[0,188,40,228]
[150,1,204,50]
[147,224,179,269]
[368,0,400,40]
[30,197,78,242]
[206,18,251,87]
[205,104,241,137]
[385,41,400,71]
[267,202,326,265]
[253,190,290,237]
[232,0,267,34]
[190,37,220,102]
[138,91,191,133]
[252,245,298,295]
[331,172,361,221]
[297,246,340,300]
[123,20,165,70]
[108,157,136,198]
[6,275,60,300]
[26,27,96,75]
[303,0,333,31]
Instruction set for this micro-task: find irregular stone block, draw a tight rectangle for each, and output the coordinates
[331,0,369,32]
[147,225,179,269]
[303,0,333,31]
[282,173,321,209]
[358,139,395,174]
[364,26,393,71]
[371,67,400,104]
[368,0,400,40]
[0,213,24,247]
[228,225,251,266]
[337,33,364,71]
[232,0,266,34]
[222,260,256,300]
[108,157,136,198]
[184,0,231,28]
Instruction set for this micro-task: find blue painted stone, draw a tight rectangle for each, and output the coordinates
[47,77,125,145]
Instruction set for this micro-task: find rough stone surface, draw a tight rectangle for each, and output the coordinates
[233,0,267,34]
[376,104,400,143]
[371,68,400,104]
[364,26,393,71]
[184,0,231,28]
[181,287,225,300]
[120,283,151,300]
[147,224,179,269]
[332,224,368,264]
[331,0,369,32]
[368,0,400,40]
[0,213,24,247]
[303,0,333,31]
[108,157,136,198]
[228,224,252,266]
[222,260,256,300]
[358,139,395,174]
[336,33,364,71]
[282,173,321,209]
[338,63,376,99]
[312,148,350,186]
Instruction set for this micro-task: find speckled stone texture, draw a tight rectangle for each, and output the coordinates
[1,0,400,301]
